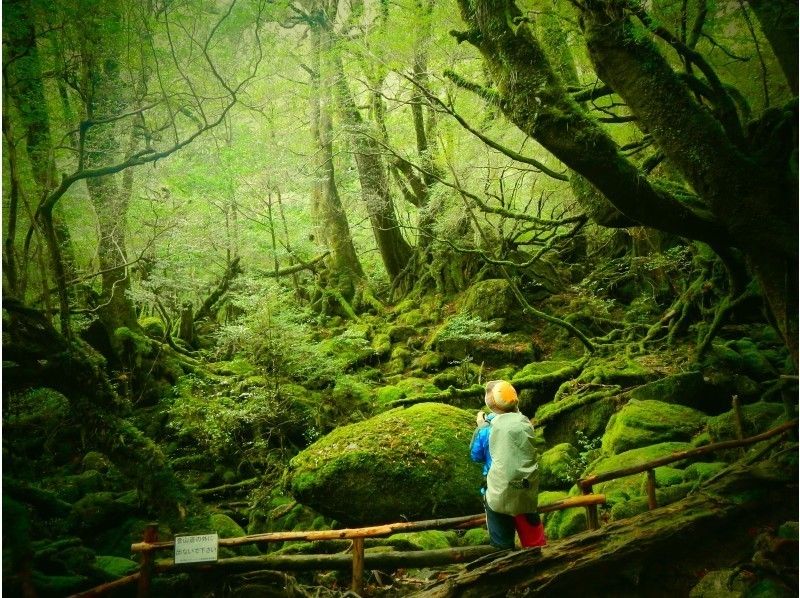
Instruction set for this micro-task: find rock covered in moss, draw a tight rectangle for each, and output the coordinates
[210,513,259,557]
[382,530,455,551]
[627,372,729,414]
[460,527,490,546]
[707,402,786,442]
[288,403,484,525]
[683,462,726,483]
[601,400,707,455]
[539,443,580,490]
[460,279,519,322]
[93,555,139,579]
[688,569,751,597]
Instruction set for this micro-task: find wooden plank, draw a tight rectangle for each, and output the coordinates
[646,469,657,510]
[351,537,365,595]
[137,524,158,598]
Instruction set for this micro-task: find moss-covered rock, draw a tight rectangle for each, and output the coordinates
[371,333,391,358]
[688,569,750,597]
[382,530,455,551]
[210,513,260,557]
[538,490,569,540]
[82,451,111,473]
[536,389,621,446]
[288,403,484,525]
[460,279,519,322]
[707,402,786,442]
[539,443,580,490]
[627,372,730,415]
[609,482,695,521]
[411,352,444,373]
[46,470,105,503]
[513,360,582,407]
[375,378,439,406]
[68,493,136,536]
[600,400,707,455]
[139,317,166,339]
[317,335,375,371]
[683,462,726,483]
[728,339,777,381]
[388,325,417,344]
[93,555,139,579]
[587,442,695,478]
[460,527,490,546]
[32,571,89,597]
[639,466,683,491]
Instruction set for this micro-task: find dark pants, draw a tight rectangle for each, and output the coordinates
[484,498,516,549]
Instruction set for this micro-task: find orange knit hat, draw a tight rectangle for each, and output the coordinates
[485,380,518,412]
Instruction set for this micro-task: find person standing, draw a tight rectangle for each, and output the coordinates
[470,380,546,550]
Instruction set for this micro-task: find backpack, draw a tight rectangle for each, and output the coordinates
[485,411,540,515]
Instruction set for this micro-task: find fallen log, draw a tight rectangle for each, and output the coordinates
[410,456,797,597]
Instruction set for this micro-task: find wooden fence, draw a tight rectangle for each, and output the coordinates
[71,415,797,598]
[70,494,605,598]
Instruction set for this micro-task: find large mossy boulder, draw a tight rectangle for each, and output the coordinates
[538,443,579,490]
[460,279,518,323]
[707,402,786,442]
[626,372,730,415]
[600,400,707,456]
[288,403,483,525]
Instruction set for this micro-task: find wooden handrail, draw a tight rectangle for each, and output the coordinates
[131,494,606,553]
[579,419,797,490]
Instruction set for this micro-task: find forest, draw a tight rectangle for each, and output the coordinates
[2,0,797,596]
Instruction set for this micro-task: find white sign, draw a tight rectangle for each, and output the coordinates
[174,533,219,564]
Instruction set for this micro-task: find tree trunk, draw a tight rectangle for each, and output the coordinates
[748,0,798,95]
[333,55,412,282]
[80,3,141,340]
[308,8,364,300]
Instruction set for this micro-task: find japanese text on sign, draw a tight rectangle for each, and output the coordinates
[174,533,219,564]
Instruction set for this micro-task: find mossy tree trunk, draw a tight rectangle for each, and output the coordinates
[308,3,364,303]
[4,0,79,321]
[333,54,413,283]
[453,0,798,366]
[79,1,142,341]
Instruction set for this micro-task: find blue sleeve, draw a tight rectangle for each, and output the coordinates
[470,426,490,464]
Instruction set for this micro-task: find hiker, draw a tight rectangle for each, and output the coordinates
[470,380,546,550]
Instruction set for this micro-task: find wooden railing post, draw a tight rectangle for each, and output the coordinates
[137,523,159,598]
[580,483,599,530]
[645,469,657,510]
[351,537,365,595]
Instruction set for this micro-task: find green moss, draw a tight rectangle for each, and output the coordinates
[627,372,721,411]
[539,443,579,490]
[609,482,694,521]
[388,325,416,343]
[139,317,166,339]
[82,451,111,473]
[600,400,707,455]
[288,403,484,525]
[68,493,135,536]
[461,527,490,546]
[587,441,694,477]
[577,356,654,387]
[317,335,375,371]
[727,339,776,381]
[411,352,444,372]
[47,470,104,503]
[707,402,785,442]
[396,309,426,327]
[372,333,391,358]
[640,466,683,491]
[209,513,259,557]
[383,530,454,551]
[689,569,751,596]
[538,490,569,539]
[556,507,586,538]
[683,462,726,483]
[6,387,70,426]
[93,555,139,579]
[777,522,798,540]
[460,279,518,322]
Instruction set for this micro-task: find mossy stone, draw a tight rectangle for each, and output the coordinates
[372,333,391,358]
[383,530,453,550]
[396,309,427,327]
[288,403,484,525]
[461,527,490,546]
[537,392,620,447]
[317,335,375,371]
[639,466,683,491]
[688,569,750,597]
[683,462,726,483]
[69,493,135,536]
[32,571,89,596]
[82,451,111,473]
[587,442,694,478]
[388,325,417,343]
[707,402,785,442]
[139,317,166,339]
[460,279,517,321]
[627,372,729,414]
[556,507,586,538]
[538,490,569,539]
[48,470,105,503]
[210,513,260,557]
[93,555,139,579]
[376,385,404,405]
[411,352,444,372]
[728,339,776,381]
[539,443,579,490]
[600,400,707,455]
